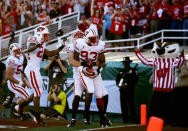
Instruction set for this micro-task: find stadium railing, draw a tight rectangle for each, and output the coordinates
[0,11,80,60]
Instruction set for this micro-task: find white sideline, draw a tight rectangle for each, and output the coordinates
[80,124,141,131]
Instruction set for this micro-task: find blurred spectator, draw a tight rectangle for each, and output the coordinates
[60,0,74,15]
[91,0,103,37]
[49,2,60,19]
[40,85,67,120]
[122,8,131,48]
[73,0,87,19]
[22,11,37,28]
[170,0,183,30]
[122,8,130,39]
[9,16,16,32]
[149,1,159,35]
[129,4,140,39]
[35,5,43,18]
[17,1,27,29]
[84,0,92,18]
[183,0,188,46]
[1,18,12,37]
[116,57,138,123]
[110,6,124,49]
[77,15,89,32]
[103,6,114,40]
[0,61,6,118]
[6,5,19,30]
[157,0,171,30]
[37,9,51,24]
[103,0,114,15]
[137,0,149,35]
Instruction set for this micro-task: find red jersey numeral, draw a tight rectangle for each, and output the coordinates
[37,46,44,58]
[16,65,22,74]
[80,51,97,61]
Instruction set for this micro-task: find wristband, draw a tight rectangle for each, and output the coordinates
[59,45,65,50]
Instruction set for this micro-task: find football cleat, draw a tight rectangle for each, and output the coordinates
[83,118,91,125]
[67,119,76,127]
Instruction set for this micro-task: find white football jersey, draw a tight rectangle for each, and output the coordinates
[6,55,24,81]
[74,39,105,63]
[26,36,46,69]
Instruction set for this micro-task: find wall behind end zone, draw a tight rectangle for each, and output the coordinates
[38,61,153,115]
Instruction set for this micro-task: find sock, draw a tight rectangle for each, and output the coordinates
[84,93,93,120]
[102,95,108,114]
[3,92,15,106]
[72,95,81,119]
[96,98,105,122]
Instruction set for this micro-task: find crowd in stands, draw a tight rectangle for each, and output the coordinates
[0,0,188,45]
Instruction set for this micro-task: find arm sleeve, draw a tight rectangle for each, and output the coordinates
[173,54,185,68]
[135,50,153,66]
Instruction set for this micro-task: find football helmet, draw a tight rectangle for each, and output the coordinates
[34,26,50,44]
[72,30,84,40]
[9,43,22,58]
[84,28,98,46]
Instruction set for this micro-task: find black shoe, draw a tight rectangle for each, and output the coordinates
[104,114,112,126]
[83,118,91,125]
[67,119,76,127]
[100,120,109,128]
[33,115,46,127]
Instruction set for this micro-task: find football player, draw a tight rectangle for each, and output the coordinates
[67,29,111,127]
[6,43,34,119]
[24,25,65,126]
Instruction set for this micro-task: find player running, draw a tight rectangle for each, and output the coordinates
[24,25,65,126]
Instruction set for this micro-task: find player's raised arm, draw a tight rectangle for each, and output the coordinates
[44,43,64,57]
[27,42,41,53]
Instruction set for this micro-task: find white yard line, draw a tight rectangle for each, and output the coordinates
[80,124,141,131]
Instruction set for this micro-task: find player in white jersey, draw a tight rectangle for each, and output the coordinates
[6,43,34,119]
[67,29,111,127]
[24,25,65,126]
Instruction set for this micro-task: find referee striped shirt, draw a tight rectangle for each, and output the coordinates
[135,50,185,92]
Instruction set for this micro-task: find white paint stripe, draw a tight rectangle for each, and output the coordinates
[80,124,141,131]
[0,125,27,129]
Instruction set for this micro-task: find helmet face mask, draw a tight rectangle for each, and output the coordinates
[84,29,98,46]
[34,26,50,44]
[88,36,97,46]
[9,43,22,58]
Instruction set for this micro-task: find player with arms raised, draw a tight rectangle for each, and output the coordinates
[24,26,65,126]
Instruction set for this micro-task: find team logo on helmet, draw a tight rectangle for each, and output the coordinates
[34,26,50,44]
[9,43,22,58]
[84,28,98,46]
